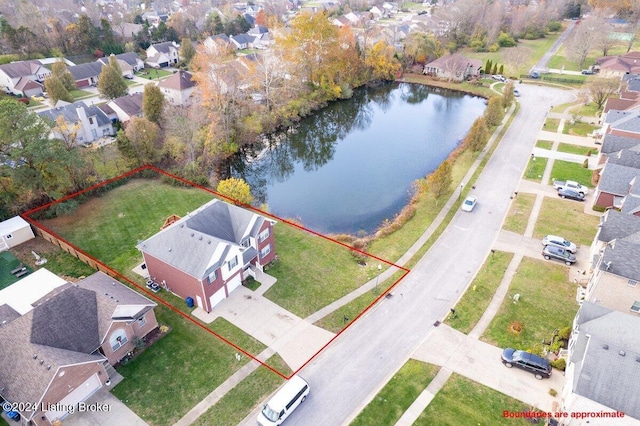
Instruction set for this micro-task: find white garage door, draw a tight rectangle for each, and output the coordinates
[226,274,242,294]
[46,373,102,422]
[209,287,226,309]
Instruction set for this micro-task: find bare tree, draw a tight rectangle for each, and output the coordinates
[567,24,595,69]
[587,77,620,109]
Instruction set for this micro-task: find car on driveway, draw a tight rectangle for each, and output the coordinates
[461,195,477,212]
[513,89,520,97]
[558,188,585,201]
[542,245,576,265]
[542,235,577,253]
[501,348,552,380]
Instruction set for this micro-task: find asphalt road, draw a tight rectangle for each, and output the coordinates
[287,85,576,426]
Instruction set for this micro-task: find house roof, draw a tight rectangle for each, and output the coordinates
[0,60,46,79]
[232,33,255,45]
[248,25,269,35]
[158,70,196,91]
[68,62,104,81]
[621,196,640,215]
[601,133,640,154]
[109,92,143,116]
[600,239,640,281]
[0,270,156,409]
[596,51,640,74]
[38,100,112,127]
[605,109,640,134]
[598,209,640,242]
[606,148,640,168]
[603,97,640,113]
[14,77,42,91]
[0,215,30,236]
[598,162,640,196]
[424,53,482,71]
[570,302,640,419]
[150,41,178,54]
[138,199,272,279]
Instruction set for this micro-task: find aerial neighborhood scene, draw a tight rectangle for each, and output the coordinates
[2,0,640,424]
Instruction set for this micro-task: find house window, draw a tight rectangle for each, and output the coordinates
[241,238,250,248]
[109,329,128,351]
[137,315,146,327]
[208,269,217,283]
[629,280,638,288]
[258,228,270,243]
[631,301,640,313]
[260,244,271,259]
[228,256,238,271]
[5,234,12,239]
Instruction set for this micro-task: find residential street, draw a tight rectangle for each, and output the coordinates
[285,85,576,425]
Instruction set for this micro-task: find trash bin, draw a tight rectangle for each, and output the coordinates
[186,297,194,308]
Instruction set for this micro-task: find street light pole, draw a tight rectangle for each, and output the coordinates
[375,264,382,293]
[459,183,464,200]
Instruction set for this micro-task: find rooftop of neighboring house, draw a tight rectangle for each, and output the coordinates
[137,199,274,279]
[68,62,104,81]
[603,97,640,113]
[598,209,640,243]
[38,100,112,128]
[0,60,47,78]
[604,109,640,133]
[570,302,640,420]
[598,162,640,196]
[158,70,196,91]
[621,195,640,215]
[232,33,256,44]
[600,239,640,280]
[149,41,179,54]
[606,148,640,169]
[424,53,482,71]
[601,133,640,154]
[596,51,640,74]
[108,92,143,116]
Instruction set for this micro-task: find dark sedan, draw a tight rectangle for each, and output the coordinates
[558,188,585,201]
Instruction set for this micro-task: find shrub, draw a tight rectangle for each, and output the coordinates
[551,358,566,371]
[547,21,562,32]
[497,32,517,47]
[582,159,589,168]
[549,388,558,397]
[558,326,572,340]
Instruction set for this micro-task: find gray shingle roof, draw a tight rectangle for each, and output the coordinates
[98,52,141,68]
[602,133,640,154]
[571,303,640,419]
[601,239,640,281]
[110,92,143,116]
[607,148,640,168]
[151,41,178,54]
[598,210,640,242]
[68,62,103,81]
[598,163,640,196]
[0,60,45,78]
[138,199,270,279]
[606,109,640,133]
[38,101,112,127]
[232,33,256,45]
[158,70,195,91]
[621,196,640,215]
[0,303,20,325]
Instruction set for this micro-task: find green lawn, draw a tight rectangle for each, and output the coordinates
[446,251,514,334]
[503,194,536,234]
[534,197,600,246]
[481,257,577,351]
[0,251,28,289]
[557,143,597,156]
[575,102,601,117]
[535,140,553,150]
[263,224,378,318]
[193,355,292,426]
[351,360,440,426]
[70,89,93,99]
[415,374,533,426]
[112,306,260,425]
[549,160,593,188]
[562,121,599,136]
[542,118,560,131]
[523,157,547,182]
[137,68,173,80]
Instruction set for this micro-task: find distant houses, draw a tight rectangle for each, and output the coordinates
[0,59,50,97]
[38,101,115,145]
[146,42,180,68]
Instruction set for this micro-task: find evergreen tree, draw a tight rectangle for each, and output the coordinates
[179,38,196,65]
[485,59,492,75]
[44,74,73,103]
[51,60,76,92]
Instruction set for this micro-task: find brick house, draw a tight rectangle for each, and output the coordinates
[137,199,277,313]
[423,54,482,82]
[0,270,158,425]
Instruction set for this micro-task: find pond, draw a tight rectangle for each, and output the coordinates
[235,83,486,235]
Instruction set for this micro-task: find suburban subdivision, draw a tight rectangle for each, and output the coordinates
[1,1,640,426]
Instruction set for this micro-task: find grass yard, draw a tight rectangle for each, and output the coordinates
[446,251,514,334]
[37,178,214,274]
[263,224,380,318]
[562,121,599,136]
[414,374,532,426]
[0,251,28,289]
[193,355,291,426]
[70,89,93,99]
[137,68,173,80]
[503,193,536,234]
[534,197,600,246]
[549,160,594,188]
[557,143,597,156]
[10,237,96,279]
[535,140,553,150]
[523,157,547,182]
[112,306,259,425]
[542,118,560,131]
[481,257,577,351]
[351,360,440,426]
[575,102,600,117]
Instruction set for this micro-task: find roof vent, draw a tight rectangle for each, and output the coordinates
[636,356,640,362]
[46,365,51,370]
[199,236,203,240]
[40,360,44,365]
[208,240,211,244]
[33,354,38,359]
[605,261,612,270]
[191,233,194,237]
[168,248,172,252]
[603,344,609,350]
[620,350,626,356]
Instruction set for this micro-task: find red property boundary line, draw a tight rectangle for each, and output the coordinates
[22,165,411,379]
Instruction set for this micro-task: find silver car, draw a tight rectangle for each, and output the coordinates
[542,235,577,253]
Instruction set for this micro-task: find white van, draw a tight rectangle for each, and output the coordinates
[257,375,310,426]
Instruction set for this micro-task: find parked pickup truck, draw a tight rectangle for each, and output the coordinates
[553,180,589,195]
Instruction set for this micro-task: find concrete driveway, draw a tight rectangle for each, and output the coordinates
[60,387,147,426]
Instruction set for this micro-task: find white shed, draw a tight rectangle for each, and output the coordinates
[0,216,35,252]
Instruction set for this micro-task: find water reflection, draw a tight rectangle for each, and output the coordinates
[235,83,486,235]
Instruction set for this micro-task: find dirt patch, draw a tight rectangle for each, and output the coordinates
[9,237,86,282]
